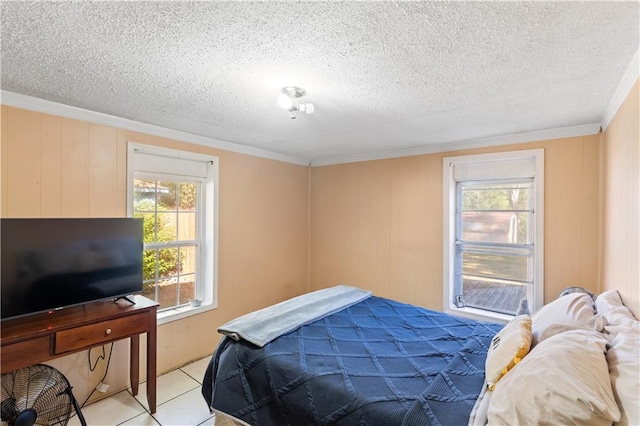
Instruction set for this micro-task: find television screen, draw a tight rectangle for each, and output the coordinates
[1,218,143,320]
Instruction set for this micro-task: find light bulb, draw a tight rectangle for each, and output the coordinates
[299,103,315,114]
[277,93,293,110]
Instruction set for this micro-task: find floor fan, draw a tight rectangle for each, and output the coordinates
[1,365,87,426]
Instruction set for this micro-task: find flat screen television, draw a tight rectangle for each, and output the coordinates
[1,218,143,320]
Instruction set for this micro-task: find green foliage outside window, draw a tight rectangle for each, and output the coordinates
[134,198,180,291]
[134,180,197,294]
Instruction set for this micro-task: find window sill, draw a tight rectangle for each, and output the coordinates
[444,306,512,325]
[157,301,217,325]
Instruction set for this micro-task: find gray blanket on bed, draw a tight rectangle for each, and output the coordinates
[217,285,371,347]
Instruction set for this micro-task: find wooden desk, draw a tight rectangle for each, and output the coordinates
[1,295,158,413]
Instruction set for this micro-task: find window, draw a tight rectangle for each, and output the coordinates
[127,143,218,323]
[443,150,544,322]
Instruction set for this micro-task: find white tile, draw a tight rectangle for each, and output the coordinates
[180,357,212,384]
[134,369,200,411]
[67,413,84,426]
[196,415,216,426]
[69,390,145,426]
[118,412,161,425]
[152,388,212,426]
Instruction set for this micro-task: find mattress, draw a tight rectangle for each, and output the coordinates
[203,296,502,425]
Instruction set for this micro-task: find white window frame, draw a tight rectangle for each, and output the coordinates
[127,142,218,324]
[443,149,544,323]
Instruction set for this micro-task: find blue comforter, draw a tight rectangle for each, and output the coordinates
[202,296,502,425]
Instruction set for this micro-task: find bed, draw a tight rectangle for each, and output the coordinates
[202,286,639,426]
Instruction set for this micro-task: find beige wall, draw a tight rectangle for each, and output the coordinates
[601,80,639,318]
[310,135,601,310]
[0,106,310,402]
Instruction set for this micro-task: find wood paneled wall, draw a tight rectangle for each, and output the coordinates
[2,110,126,217]
[0,106,310,403]
[310,135,601,309]
[601,80,639,318]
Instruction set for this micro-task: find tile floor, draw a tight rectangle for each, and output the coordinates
[69,356,221,426]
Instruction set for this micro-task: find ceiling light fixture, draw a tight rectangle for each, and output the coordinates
[278,86,314,119]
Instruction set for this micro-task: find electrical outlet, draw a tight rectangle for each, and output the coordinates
[96,382,110,393]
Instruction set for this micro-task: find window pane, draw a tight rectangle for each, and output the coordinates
[157,247,179,279]
[462,278,527,315]
[179,246,197,275]
[177,212,196,241]
[462,183,530,211]
[461,211,530,243]
[156,213,177,242]
[134,179,158,206]
[142,249,158,281]
[142,280,157,303]
[136,212,157,243]
[178,274,196,306]
[179,182,197,212]
[515,212,531,244]
[459,181,533,245]
[156,277,177,310]
[462,251,530,282]
[157,181,177,210]
[135,176,205,312]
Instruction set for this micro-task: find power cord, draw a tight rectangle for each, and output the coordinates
[88,344,107,372]
[80,342,115,408]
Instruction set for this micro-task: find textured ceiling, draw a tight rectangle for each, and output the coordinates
[1,1,638,164]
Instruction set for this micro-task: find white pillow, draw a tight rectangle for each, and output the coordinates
[488,329,621,426]
[606,322,640,426]
[485,315,532,390]
[596,290,640,425]
[470,386,492,426]
[596,290,638,328]
[531,292,597,345]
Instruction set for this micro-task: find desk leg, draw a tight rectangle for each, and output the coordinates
[130,335,140,396]
[147,317,157,413]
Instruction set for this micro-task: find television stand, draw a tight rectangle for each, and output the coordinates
[114,295,136,305]
[0,295,159,413]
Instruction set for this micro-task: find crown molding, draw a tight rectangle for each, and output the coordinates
[0,91,310,167]
[310,123,600,167]
[601,49,639,132]
[0,90,608,168]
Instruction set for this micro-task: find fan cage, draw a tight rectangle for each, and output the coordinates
[1,365,76,426]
